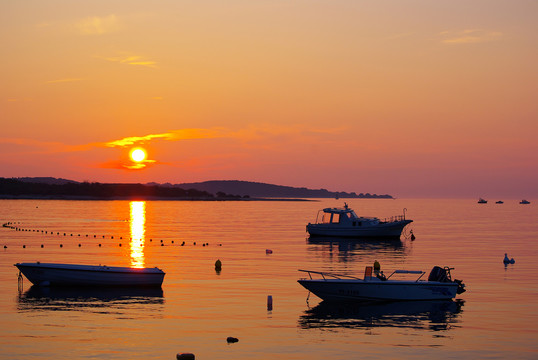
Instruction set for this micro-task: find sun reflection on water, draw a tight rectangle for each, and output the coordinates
[129,201,146,268]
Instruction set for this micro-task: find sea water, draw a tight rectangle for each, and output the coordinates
[0,198,536,359]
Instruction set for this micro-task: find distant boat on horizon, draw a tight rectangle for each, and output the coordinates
[478,198,487,204]
[496,200,504,204]
[520,199,530,204]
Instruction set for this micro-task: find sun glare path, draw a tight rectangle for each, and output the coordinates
[129,201,146,268]
[130,148,146,162]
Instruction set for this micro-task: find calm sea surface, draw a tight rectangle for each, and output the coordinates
[0,198,536,359]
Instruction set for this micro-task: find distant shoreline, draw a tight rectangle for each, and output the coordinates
[0,177,393,200]
[0,195,313,201]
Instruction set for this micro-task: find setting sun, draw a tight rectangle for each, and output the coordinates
[130,148,146,162]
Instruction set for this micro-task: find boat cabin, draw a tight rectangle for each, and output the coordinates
[314,204,379,227]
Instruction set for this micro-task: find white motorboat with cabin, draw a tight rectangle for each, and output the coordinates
[298,266,466,301]
[306,203,412,238]
[15,262,165,287]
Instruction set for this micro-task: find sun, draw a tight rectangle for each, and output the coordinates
[130,148,146,162]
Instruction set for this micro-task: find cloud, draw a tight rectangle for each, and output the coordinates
[104,128,232,148]
[46,78,84,84]
[98,159,157,171]
[76,15,121,35]
[440,29,503,44]
[101,54,158,68]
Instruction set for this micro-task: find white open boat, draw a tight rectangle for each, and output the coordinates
[15,262,165,287]
[306,203,412,238]
[298,266,465,301]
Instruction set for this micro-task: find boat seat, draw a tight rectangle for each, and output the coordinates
[364,266,373,279]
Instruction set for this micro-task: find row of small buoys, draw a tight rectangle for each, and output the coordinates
[4,223,217,249]
[3,241,213,249]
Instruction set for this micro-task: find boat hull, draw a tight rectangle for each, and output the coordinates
[15,263,165,287]
[298,278,458,301]
[306,220,412,238]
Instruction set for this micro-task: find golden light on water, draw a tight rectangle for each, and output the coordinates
[129,201,146,268]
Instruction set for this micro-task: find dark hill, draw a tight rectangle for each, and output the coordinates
[169,180,392,199]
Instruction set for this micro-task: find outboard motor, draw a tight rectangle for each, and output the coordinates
[429,266,467,294]
[455,279,466,294]
[428,266,449,282]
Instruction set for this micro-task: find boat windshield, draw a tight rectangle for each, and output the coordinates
[321,212,340,224]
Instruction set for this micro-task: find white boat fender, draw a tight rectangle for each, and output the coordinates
[176,353,195,360]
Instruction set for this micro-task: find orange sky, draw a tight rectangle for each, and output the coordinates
[1,1,537,198]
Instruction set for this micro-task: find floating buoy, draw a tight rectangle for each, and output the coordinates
[410,230,416,241]
[41,244,44,248]
[4,245,7,249]
[193,242,196,245]
[503,253,511,264]
[60,244,63,248]
[23,245,26,248]
[78,244,81,247]
[215,259,222,271]
[119,243,122,247]
[266,249,273,254]
[226,337,239,343]
[176,353,195,360]
[267,295,273,311]
[99,244,101,247]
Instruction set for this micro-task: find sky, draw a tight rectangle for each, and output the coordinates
[1,0,537,198]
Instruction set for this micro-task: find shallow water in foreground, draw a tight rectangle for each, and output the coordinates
[0,198,537,359]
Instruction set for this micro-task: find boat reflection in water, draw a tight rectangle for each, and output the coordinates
[17,285,164,313]
[306,236,407,262]
[299,299,464,332]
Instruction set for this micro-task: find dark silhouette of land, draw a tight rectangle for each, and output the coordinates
[0,177,393,200]
[158,180,392,199]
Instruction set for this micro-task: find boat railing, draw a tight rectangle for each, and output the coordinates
[298,269,362,280]
[380,214,407,223]
[386,270,425,281]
